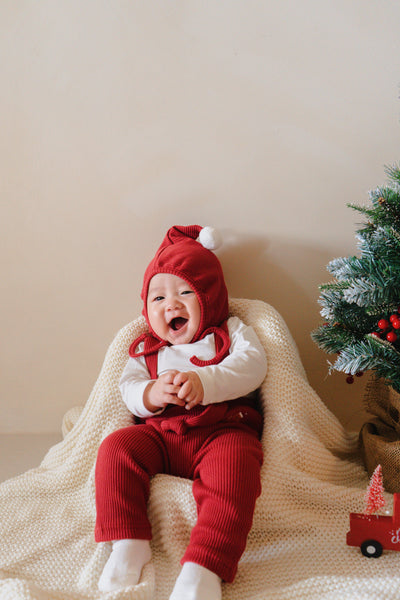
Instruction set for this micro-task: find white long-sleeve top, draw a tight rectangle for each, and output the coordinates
[119,316,267,419]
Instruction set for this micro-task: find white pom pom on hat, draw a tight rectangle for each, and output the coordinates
[197,226,222,251]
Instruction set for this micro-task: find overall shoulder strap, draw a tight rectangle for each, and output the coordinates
[129,333,165,380]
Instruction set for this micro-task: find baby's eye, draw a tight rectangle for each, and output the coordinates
[153,296,164,302]
[181,290,194,296]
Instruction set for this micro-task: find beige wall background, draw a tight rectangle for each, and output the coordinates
[1,1,400,434]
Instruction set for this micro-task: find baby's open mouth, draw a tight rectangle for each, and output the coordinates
[169,317,188,331]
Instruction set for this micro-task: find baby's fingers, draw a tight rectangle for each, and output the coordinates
[173,372,188,387]
[165,383,182,397]
[177,380,192,400]
[185,397,202,410]
[168,396,186,407]
[163,370,179,384]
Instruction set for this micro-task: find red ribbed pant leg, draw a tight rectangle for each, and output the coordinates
[94,425,167,542]
[181,427,263,582]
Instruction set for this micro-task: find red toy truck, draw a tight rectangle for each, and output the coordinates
[347,493,400,557]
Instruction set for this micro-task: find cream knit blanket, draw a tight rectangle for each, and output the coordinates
[1,298,399,600]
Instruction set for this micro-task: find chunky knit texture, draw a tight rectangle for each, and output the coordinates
[0,298,399,599]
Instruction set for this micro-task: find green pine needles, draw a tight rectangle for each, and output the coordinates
[311,163,400,394]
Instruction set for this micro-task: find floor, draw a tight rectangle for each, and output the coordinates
[0,433,62,483]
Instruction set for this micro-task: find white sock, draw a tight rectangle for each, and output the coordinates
[98,539,152,592]
[169,562,222,600]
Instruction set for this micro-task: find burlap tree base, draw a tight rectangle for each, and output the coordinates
[360,379,400,493]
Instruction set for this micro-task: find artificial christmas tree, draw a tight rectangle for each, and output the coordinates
[312,164,400,492]
[364,464,386,515]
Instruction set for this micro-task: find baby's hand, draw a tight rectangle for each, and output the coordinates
[144,371,186,412]
[173,371,204,410]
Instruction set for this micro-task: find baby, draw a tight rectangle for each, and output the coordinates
[95,225,267,600]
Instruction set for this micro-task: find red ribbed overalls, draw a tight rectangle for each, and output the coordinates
[95,401,263,583]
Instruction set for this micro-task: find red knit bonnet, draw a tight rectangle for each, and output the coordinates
[129,225,230,372]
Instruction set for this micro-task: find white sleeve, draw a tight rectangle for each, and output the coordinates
[195,316,267,406]
[119,353,163,419]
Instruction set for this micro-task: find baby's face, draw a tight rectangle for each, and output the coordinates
[147,273,201,345]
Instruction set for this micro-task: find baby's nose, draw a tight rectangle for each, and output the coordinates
[167,296,183,310]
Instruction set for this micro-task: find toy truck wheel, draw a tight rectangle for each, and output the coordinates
[360,540,383,558]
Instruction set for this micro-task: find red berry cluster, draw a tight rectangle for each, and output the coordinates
[346,309,400,385]
[373,308,400,344]
[335,348,364,384]
[346,372,363,385]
